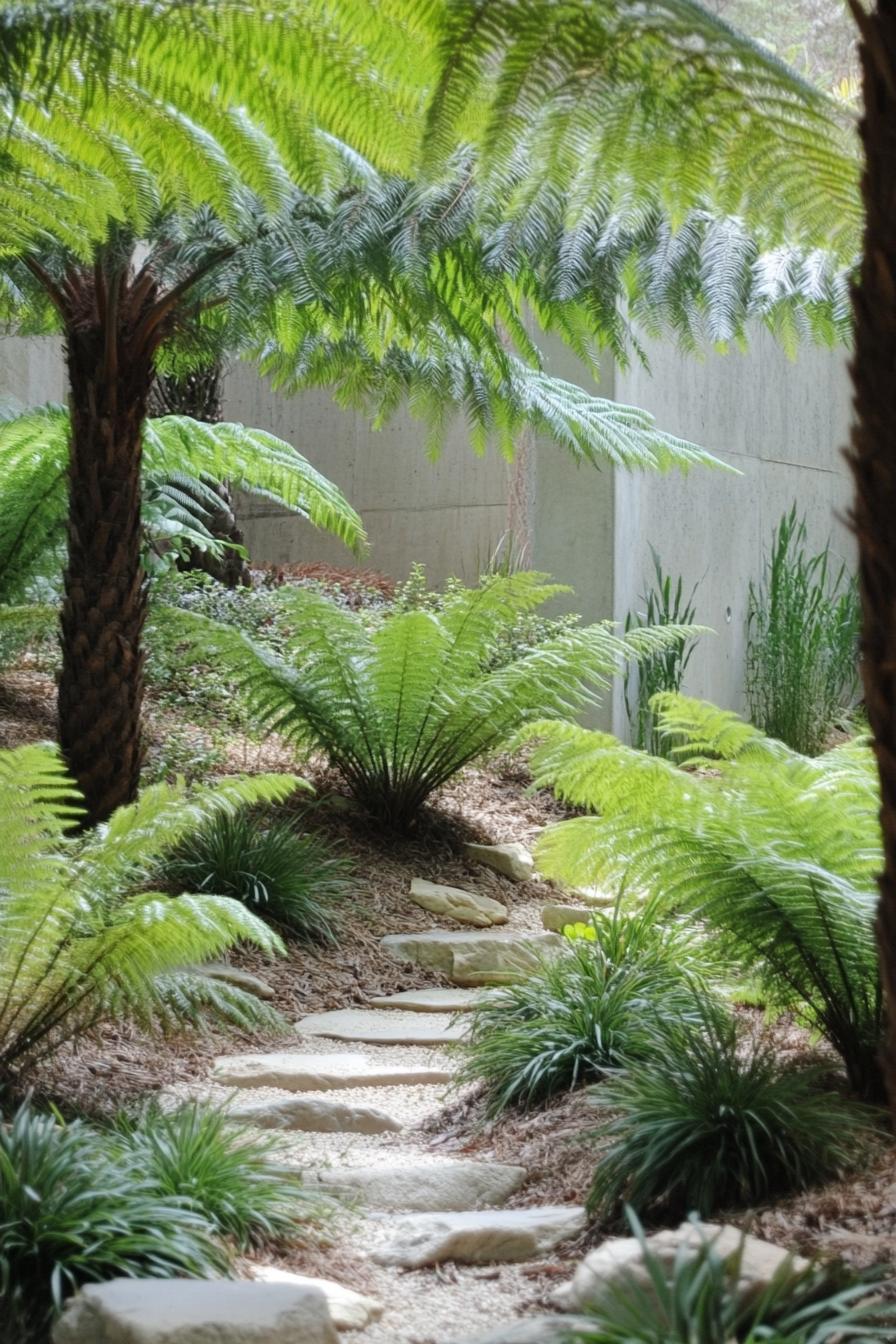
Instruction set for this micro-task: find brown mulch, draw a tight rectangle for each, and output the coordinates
[252,562,397,604]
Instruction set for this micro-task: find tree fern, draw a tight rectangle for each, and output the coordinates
[160,573,690,829]
[0,745,305,1084]
[0,406,364,603]
[524,695,884,1100]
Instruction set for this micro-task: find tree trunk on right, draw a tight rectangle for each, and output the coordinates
[848,0,896,1118]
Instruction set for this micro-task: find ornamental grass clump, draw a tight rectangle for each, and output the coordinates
[162,572,690,829]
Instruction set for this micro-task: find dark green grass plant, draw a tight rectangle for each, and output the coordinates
[623,548,703,755]
[746,507,860,755]
[458,903,718,1116]
[571,1212,895,1343]
[164,809,352,943]
[588,1008,881,1224]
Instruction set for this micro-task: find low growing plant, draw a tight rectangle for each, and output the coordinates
[162,572,688,829]
[458,903,718,1115]
[526,695,884,1102]
[623,547,703,754]
[745,506,860,755]
[571,1212,895,1343]
[588,1007,881,1223]
[0,745,304,1088]
[164,809,352,943]
[0,1102,228,1343]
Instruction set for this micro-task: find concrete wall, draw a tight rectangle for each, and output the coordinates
[221,362,513,586]
[0,336,65,409]
[611,328,854,725]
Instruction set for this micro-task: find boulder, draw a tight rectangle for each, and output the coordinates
[573,886,618,908]
[372,1206,587,1268]
[463,842,535,882]
[303,1158,527,1211]
[367,988,486,1013]
[295,1008,466,1047]
[227,1094,402,1134]
[409,878,508,927]
[380,930,564,987]
[553,1222,810,1313]
[251,1268,382,1331]
[540,905,595,934]
[52,1279,337,1344]
[213,1051,453,1091]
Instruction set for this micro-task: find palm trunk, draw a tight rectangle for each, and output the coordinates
[848,0,896,1116]
[58,264,157,825]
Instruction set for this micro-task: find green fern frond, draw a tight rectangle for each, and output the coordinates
[160,573,692,829]
[528,695,884,1101]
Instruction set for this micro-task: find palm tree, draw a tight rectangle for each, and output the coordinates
[846,0,896,1117]
[1,1,858,825]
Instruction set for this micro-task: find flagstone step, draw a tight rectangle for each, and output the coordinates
[370,1205,587,1267]
[296,1008,467,1046]
[301,1158,527,1212]
[381,929,564,986]
[367,988,486,1013]
[213,1051,453,1092]
[227,1092,403,1134]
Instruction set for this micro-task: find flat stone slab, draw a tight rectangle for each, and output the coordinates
[296,1008,467,1046]
[409,877,508,927]
[367,988,486,1014]
[228,1093,402,1134]
[303,1159,527,1211]
[381,930,564,986]
[197,963,276,1000]
[53,1279,337,1344]
[541,904,596,934]
[449,1318,594,1344]
[372,1206,586,1267]
[463,841,535,882]
[252,1267,383,1331]
[213,1051,453,1091]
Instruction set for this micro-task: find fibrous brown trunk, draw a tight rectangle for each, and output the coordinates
[58,263,162,824]
[848,0,896,1117]
[149,363,251,588]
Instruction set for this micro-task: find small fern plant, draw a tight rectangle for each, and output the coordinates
[163,573,689,829]
[523,694,884,1102]
[0,744,305,1087]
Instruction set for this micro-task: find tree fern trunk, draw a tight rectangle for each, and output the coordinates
[848,0,896,1116]
[59,265,156,825]
[149,363,251,588]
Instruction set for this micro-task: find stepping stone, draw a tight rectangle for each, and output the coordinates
[371,1206,587,1267]
[541,904,596,933]
[252,1267,383,1331]
[303,1158,527,1211]
[213,1051,453,1092]
[196,963,276,999]
[463,841,535,882]
[409,877,508,927]
[574,885,618,907]
[53,1279,337,1344]
[381,930,564,986]
[367,988,486,1014]
[296,1008,467,1047]
[228,1094,402,1134]
[449,1318,594,1344]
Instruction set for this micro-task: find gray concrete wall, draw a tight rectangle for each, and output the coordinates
[0,335,65,409]
[611,328,854,727]
[221,362,512,586]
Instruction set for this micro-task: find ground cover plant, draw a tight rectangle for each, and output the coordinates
[0,744,304,1089]
[0,1099,315,1342]
[164,808,352,943]
[526,695,884,1101]
[164,572,690,829]
[459,903,719,1115]
[570,1214,896,1344]
[587,1006,881,1222]
[745,507,860,755]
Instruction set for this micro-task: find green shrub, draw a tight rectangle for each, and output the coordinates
[527,696,884,1101]
[164,809,351,943]
[588,1007,881,1223]
[746,506,860,755]
[623,547,703,754]
[0,1102,227,1343]
[571,1213,895,1343]
[0,745,304,1087]
[458,904,717,1116]
[118,1103,319,1249]
[162,572,688,829]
